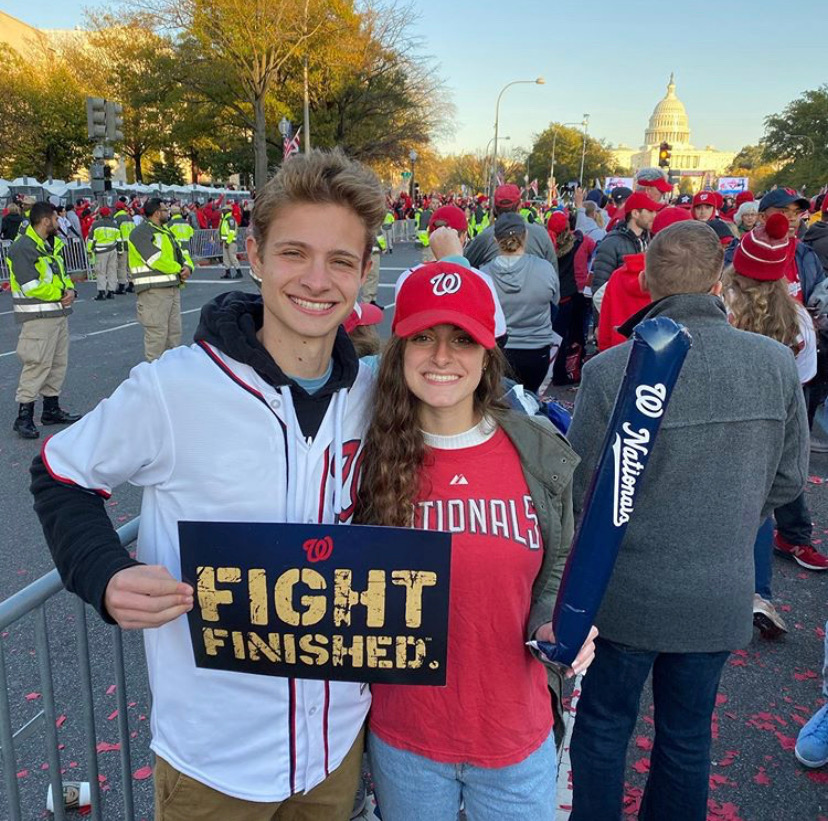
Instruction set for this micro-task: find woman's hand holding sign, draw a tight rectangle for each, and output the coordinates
[534,622,598,678]
[105,565,194,629]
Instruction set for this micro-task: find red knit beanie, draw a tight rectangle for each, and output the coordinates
[652,206,692,235]
[735,191,755,207]
[732,213,792,281]
[547,211,569,235]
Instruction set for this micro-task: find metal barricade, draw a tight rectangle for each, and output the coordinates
[0,238,91,284]
[0,519,145,821]
[190,228,221,261]
[0,240,10,283]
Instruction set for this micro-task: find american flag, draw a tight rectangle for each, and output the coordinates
[283,127,302,160]
[529,178,539,195]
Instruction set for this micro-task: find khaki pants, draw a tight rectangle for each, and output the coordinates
[95,252,118,293]
[222,242,239,268]
[116,251,128,285]
[136,287,181,362]
[154,726,364,821]
[15,316,69,403]
[361,252,380,303]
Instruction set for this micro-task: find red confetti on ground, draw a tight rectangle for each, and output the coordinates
[794,670,819,681]
[623,785,643,816]
[707,799,745,820]
[41,763,49,771]
[709,773,735,790]
[16,770,28,779]
[107,710,119,721]
[779,604,792,612]
[774,731,796,751]
[808,475,825,484]
[635,735,653,751]
[717,750,739,767]
[96,741,121,753]
[753,767,771,786]
[715,693,728,706]
[807,771,828,784]
[133,766,153,781]
[632,757,650,774]
[98,774,107,785]
[106,685,117,695]
[55,715,66,728]
[817,626,826,639]
[24,692,41,701]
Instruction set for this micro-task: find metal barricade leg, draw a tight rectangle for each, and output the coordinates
[0,640,22,821]
[112,627,135,820]
[34,608,66,821]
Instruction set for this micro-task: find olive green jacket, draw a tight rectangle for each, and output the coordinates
[498,410,579,745]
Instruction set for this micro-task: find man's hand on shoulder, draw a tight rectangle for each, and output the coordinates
[105,565,194,630]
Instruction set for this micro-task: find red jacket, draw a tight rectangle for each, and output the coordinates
[597,253,651,351]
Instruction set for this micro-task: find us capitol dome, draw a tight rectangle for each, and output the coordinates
[611,74,735,183]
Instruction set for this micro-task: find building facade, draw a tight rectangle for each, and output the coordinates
[612,75,735,180]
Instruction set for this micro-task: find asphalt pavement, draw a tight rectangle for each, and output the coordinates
[0,245,827,820]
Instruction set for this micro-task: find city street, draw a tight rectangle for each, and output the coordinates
[0,244,827,820]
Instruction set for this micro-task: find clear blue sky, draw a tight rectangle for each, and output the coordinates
[3,0,825,156]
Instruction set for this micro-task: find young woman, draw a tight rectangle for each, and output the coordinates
[480,213,559,392]
[356,261,596,821]
[723,212,817,638]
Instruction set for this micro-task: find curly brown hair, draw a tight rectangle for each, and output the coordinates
[722,265,802,350]
[354,336,509,528]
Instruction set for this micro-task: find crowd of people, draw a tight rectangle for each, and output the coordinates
[4,148,828,819]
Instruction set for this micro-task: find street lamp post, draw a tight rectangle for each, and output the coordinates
[491,77,545,206]
[579,114,590,186]
[409,149,418,200]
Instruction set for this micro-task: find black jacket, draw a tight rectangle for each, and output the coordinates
[1,213,23,241]
[803,221,828,276]
[31,291,360,621]
[591,224,649,291]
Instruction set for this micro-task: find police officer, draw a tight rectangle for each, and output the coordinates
[87,206,121,300]
[8,202,81,439]
[168,204,195,253]
[113,198,135,294]
[127,198,193,362]
[382,210,395,254]
[219,204,242,279]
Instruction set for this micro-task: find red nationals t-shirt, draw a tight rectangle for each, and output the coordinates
[370,426,553,767]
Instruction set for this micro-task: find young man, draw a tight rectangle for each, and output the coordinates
[568,220,808,821]
[691,191,717,222]
[31,150,386,821]
[590,191,659,293]
[9,201,81,439]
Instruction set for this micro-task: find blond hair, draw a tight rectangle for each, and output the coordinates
[644,221,723,299]
[251,149,385,263]
[722,266,801,350]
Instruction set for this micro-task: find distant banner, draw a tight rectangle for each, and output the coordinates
[179,521,452,686]
[604,176,634,194]
[717,176,749,195]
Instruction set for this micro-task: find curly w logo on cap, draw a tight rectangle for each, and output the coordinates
[392,262,497,349]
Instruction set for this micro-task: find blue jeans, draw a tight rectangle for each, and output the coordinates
[754,517,774,600]
[368,729,557,821]
[570,637,729,821]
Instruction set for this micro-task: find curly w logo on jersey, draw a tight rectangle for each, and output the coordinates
[392,261,498,349]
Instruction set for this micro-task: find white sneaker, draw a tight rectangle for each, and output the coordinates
[752,594,787,638]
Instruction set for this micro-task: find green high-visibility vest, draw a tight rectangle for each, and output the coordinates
[168,215,195,249]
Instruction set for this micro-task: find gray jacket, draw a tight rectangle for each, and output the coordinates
[481,254,559,348]
[567,294,808,653]
[498,410,579,744]
[466,218,559,272]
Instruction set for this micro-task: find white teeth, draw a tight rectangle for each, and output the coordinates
[424,373,460,382]
[291,297,334,311]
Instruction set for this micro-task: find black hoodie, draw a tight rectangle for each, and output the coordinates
[31,291,361,620]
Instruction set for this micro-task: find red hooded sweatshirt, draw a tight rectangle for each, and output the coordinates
[597,253,651,351]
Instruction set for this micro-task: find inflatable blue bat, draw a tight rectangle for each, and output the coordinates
[529,316,692,668]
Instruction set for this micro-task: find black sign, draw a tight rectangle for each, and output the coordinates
[178,521,452,686]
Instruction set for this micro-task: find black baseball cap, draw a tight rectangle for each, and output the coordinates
[610,186,633,204]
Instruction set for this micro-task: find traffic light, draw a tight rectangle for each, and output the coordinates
[105,101,124,142]
[103,164,112,192]
[658,141,672,168]
[86,97,107,141]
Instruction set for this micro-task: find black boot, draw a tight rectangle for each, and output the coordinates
[106,290,115,299]
[233,269,243,279]
[221,269,232,279]
[41,396,82,425]
[13,403,39,439]
[126,282,134,293]
[95,291,106,301]
[116,283,126,294]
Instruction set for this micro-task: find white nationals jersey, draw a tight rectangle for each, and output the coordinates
[41,342,375,801]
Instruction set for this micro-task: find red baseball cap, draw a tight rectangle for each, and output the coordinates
[652,205,692,235]
[639,177,673,194]
[344,302,383,334]
[99,206,111,216]
[494,184,522,208]
[624,192,661,213]
[392,262,497,349]
[692,191,717,209]
[428,204,468,234]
